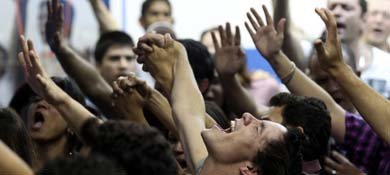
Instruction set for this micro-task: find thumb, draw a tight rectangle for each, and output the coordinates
[314,39,326,58]
[276,18,286,37]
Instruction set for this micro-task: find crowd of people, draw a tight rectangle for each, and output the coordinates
[0,0,389,174]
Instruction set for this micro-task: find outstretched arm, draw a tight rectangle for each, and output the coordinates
[273,0,305,69]
[18,35,96,137]
[46,0,115,118]
[245,5,346,143]
[314,8,390,144]
[137,34,208,173]
[212,23,266,119]
[89,0,120,33]
[0,141,33,175]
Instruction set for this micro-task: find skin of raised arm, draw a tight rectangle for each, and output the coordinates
[0,141,34,175]
[313,8,390,144]
[245,5,346,143]
[46,0,115,118]
[328,64,390,143]
[171,49,208,174]
[137,34,208,173]
[18,36,96,138]
[89,0,120,33]
[273,0,305,69]
[212,23,265,119]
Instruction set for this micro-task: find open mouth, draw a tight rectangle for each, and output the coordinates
[336,22,346,30]
[217,120,236,133]
[32,112,45,130]
[373,28,383,33]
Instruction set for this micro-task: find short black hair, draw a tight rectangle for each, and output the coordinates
[359,0,367,15]
[255,127,304,175]
[81,119,177,175]
[37,155,126,175]
[141,0,172,17]
[9,77,86,120]
[270,93,331,162]
[177,39,215,82]
[94,31,134,64]
[0,108,35,166]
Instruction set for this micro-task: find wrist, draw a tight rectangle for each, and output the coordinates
[326,62,349,77]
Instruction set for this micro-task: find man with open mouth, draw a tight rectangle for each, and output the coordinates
[363,0,390,52]
[327,0,390,99]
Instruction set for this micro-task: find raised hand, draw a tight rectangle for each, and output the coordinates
[245,5,286,59]
[324,151,365,175]
[111,73,149,121]
[212,23,245,77]
[314,8,344,71]
[45,0,65,53]
[135,33,187,95]
[18,36,67,105]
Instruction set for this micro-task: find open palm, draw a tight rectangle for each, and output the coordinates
[213,23,245,77]
[18,36,67,105]
[245,5,286,59]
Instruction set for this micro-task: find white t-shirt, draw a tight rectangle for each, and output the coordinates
[360,47,390,98]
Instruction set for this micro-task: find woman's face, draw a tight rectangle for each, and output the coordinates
[26,97,68,142]
[201,113,286,163]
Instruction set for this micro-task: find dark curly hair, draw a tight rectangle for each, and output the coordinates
[81,119,177,175]
[270,93,331,163]
[254,127,304,175]
[38,154,126,175]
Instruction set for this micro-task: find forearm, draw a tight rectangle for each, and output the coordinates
[54,93,97,135]
[171,58,208,173]
[329,64,390,143]
[55,46,113,114]
[220,75,264,119]
[0,141,33,175]
[273,0,305,69]
[270,51,346,143]
[145,89,178,136]
[89,0,120,33]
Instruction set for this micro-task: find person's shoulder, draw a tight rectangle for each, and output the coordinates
[372,47,390,61]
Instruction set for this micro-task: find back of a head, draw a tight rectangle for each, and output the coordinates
[177,39,215,82]
[0,107,34,166]
[94,31,134,64]
[81,119,177,175]
[255,127,304,175]
[270,93,331,162]
[38,155,126,175]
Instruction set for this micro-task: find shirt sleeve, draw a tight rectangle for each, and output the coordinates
[342,113,382,173]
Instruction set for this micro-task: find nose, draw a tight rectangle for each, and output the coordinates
[173,141,184,153]
[242,113,255,126]
[119,57,129,69]
[157,14,168,21]
[331,5,343,19]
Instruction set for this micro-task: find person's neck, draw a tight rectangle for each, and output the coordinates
[200,157,245,175]
[346,38,373,71]
[32,135,68,172]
